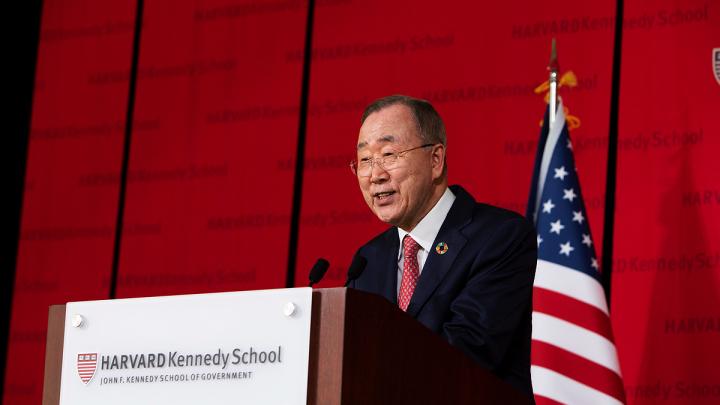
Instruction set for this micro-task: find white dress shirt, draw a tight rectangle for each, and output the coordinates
[396,187,456,295]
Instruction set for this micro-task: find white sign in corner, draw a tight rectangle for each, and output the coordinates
[59,287,313,405]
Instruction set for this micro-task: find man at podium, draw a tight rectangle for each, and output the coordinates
[349,95,536,397]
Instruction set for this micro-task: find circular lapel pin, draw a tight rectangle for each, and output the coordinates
[435,242,449,255]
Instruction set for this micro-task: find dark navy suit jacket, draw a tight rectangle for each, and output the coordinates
[350,185,537,396]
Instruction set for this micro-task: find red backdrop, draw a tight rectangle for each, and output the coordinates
[612,1,720,403]
[5,0,719,404]
[5,1,135,401]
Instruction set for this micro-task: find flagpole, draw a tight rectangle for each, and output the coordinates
[547,38,559,133]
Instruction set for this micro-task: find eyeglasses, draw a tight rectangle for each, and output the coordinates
[350,143,435,177]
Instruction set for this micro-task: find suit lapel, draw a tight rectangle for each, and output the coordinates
[378,227,400,304]
[407,186,474,317]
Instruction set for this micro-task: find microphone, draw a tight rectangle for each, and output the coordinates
[308,258,330,287]
[344,255,367,287]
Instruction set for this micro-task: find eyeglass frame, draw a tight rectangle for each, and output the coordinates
[350,143,437,177]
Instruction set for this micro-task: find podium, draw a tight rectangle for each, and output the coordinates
[43,288,529,404]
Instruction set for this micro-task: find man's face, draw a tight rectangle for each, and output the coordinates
[356,104,444,231]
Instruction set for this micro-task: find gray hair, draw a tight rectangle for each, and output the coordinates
[360,95,447,147]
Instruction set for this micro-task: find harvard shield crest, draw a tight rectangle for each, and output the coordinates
[77,353,98,384]
[714,48,720,86]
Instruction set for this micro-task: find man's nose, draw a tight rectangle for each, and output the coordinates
[369,160,389,183]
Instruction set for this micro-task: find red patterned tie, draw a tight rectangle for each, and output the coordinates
[398,236,421,311]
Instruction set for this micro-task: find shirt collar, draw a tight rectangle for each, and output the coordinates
[397,187,456,254]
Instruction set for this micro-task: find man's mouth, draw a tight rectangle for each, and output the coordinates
[373,191,396,201]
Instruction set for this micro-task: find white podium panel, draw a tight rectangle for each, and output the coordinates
[59,288,312,405]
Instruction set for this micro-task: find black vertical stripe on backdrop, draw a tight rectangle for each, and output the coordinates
[109,0,144,299]
[602,0,624,310]
[2,0,43,391]
[286,0,316,288]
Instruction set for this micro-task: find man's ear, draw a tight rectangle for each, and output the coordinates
[430,144,446,180]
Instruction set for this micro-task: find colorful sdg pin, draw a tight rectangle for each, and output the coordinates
[435,242,449,255]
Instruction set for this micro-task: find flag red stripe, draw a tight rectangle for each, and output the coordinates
[533,286,613,340]
[534,394,566,405]
[532,340,626,402]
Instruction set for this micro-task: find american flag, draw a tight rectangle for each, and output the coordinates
[526,102,626,404]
